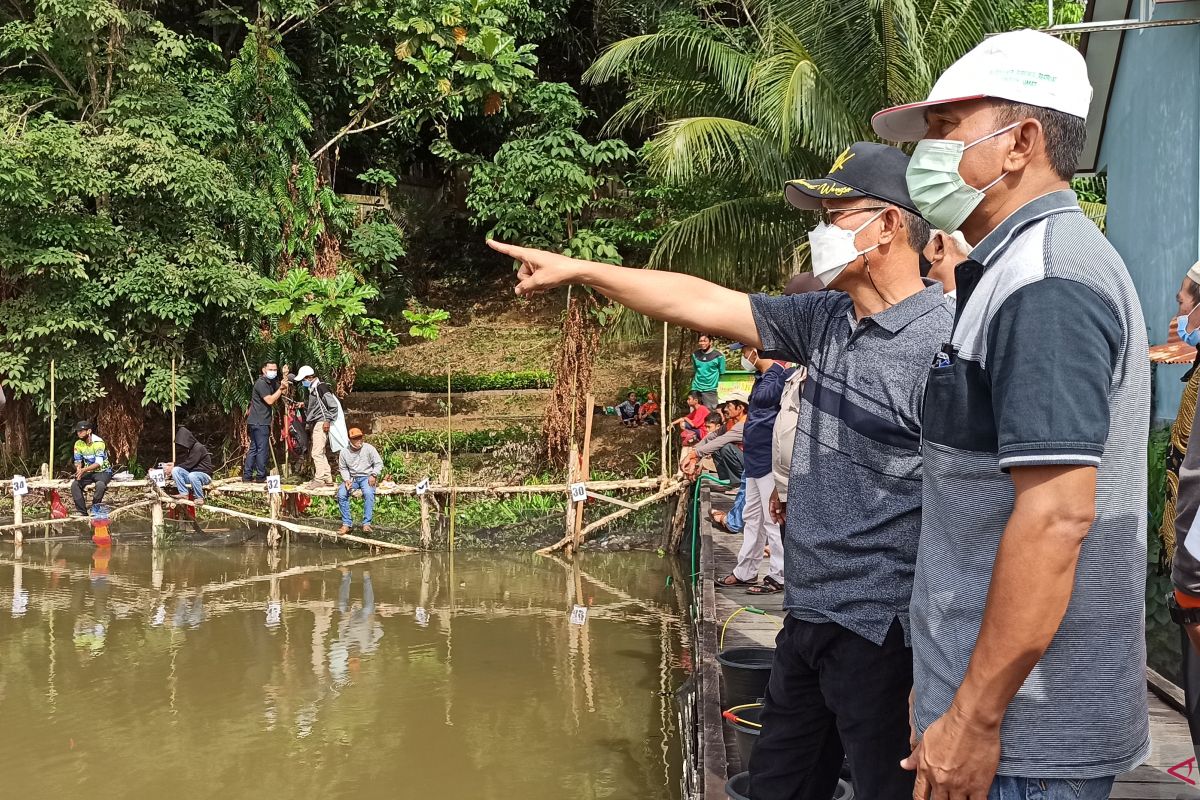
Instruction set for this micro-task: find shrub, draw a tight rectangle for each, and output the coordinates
[371,426,534,454]
[354,366,553,392]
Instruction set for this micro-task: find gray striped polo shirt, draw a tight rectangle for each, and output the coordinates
[751,283,952,646]
[914,190,1151,777]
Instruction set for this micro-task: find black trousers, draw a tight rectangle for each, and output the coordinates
[71,471,112,513]
[749,616,914,800]
[712,443,744,486]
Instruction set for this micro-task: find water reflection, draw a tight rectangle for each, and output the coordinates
[0,540,685,800]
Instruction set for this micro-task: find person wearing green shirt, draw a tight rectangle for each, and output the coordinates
[690,334,726,409]
[70,420,112,516]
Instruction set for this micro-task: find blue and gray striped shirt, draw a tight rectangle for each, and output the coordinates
[751,283,952,646]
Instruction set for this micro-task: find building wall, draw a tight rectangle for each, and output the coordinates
[1097,2,1200,421]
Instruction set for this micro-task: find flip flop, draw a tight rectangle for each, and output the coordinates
[747,577,784,595]
[719,573,758,588]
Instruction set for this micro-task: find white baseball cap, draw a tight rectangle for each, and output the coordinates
[295,365,315,381]
[1187,261,1200,285]
[872,29,1093,142]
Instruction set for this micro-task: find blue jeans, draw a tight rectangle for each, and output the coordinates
[337,477,376,526]
[725,472,747,533]
[243,424,270,480]
[172,467,211,502]
[988,776,1115,800]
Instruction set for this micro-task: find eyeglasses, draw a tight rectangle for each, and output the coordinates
[821,205,888,226]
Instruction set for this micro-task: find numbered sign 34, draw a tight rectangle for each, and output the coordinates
[569,604,588,626]
[265,475,282,495]
[10,475,28,497]
[569,482,587,503]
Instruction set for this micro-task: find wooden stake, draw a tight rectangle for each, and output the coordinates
[660,322,668,482]
[538,479,686,555]
[12,487,23,545]
[572,393,594,548]
[151,494,164,546]
[419,492,432,549]
[268,490,282,548]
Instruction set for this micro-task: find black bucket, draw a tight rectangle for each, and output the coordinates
[722,703,763,765]
[716,646,773,708]
[726,772,854,800]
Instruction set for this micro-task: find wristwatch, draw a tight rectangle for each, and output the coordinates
[1167,591,1200,625]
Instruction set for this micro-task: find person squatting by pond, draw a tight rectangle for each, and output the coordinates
[489,28,1150,799]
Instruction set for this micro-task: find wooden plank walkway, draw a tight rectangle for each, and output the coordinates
[695,487,1200,799]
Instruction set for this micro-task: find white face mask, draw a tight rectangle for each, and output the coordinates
[741,355,756,372]
[265,370,278,380]
[807,208,886,287]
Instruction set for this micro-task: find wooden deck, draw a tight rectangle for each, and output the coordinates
[694,487,1200,800]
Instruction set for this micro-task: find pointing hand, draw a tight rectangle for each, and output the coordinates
[487,239,583,297]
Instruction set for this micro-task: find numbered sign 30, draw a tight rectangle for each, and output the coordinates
[415,478,431,496]
[265,475,282,495]
[569,482,587,503]
[147,468,166,487]
[10,475,28,497]
[569,604,588,626]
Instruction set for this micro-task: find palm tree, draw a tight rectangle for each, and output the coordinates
[585,0,1013,297]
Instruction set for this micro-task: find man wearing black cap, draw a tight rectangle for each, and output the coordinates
[488,141,950,799]
[70,420,112,517]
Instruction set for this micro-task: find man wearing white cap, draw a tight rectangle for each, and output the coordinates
[873,29,1151,797]
[295,366,342,487]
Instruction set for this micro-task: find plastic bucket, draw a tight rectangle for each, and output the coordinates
[716,646,773,708]
[726,771,853,800]
[722,703,763,765]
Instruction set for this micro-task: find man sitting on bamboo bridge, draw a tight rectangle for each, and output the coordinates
[70,420,113,518]
[337,428,383,536]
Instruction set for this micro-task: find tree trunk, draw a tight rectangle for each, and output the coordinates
[3,396,30,462]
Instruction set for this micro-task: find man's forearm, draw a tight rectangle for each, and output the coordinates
[575,261,761,347]
[954,469,1095,727]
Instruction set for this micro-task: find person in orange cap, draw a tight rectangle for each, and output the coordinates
[336,428,382,534]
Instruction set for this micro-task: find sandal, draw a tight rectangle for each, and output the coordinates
[710,509,728,529]
[747,577,784,595]
[719,573,758,588]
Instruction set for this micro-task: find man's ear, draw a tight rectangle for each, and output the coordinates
[878,206,903,245]
[1003,118,1041,173]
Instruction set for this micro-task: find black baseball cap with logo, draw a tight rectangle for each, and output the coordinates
[784,142,918,215]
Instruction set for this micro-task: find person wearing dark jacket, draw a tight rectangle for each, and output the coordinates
[167,427,214,505]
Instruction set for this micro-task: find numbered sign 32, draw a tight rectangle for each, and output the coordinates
[10,475,28,497]
[569,604,588,626]
[569,482,587,503]
[147,468,166,487]
[265,475,282,495]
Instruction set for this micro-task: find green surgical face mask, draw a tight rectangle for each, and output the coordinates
[905,122,1020,233]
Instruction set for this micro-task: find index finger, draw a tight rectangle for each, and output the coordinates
[486,239,535,260]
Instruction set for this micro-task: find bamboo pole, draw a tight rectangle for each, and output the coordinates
[660,321,668,482]
[170,358,177,464]
[572,393,595,547]
[268,491,281,548]
[0,476,666,495]
[151,494,164,545]
[447,368,455,552]
[537,479,686,555]
[48,360,55,480]
[161,494,420,552]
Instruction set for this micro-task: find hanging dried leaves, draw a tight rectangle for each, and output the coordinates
[95,379,144,464]
[483,92,502,116]
[542,292,598,469]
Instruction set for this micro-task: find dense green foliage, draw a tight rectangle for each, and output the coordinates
[354,365,552,392]
[370,425,534,454]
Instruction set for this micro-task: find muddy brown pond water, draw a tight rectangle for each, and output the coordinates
[0,538,686,799]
